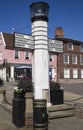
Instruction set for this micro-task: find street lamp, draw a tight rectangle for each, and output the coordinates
[30,2,49,22]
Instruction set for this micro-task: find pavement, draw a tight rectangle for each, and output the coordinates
[0,82,83,130]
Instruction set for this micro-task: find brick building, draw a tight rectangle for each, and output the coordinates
[55,27,83,83]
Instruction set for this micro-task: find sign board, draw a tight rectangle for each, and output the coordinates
[48,39,63,53]
[14,32,35,50]
[14,33,63,53]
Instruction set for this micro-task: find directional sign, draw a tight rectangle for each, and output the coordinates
[14,33,63,53]
[48,39,63,53]
[14,32,35,50]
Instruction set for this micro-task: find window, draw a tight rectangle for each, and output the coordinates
[72,54,77,64]
[63,54,69,64]
[67,42,73,50]
[49,54,52,61]
[15,50,19,59]
[0,52,2,60]
[80,44,83,52]
[64,69,70,78]
[81,69,83,78]
[80,55,83,65]
[25,51,30,59]
[73,69,78,78]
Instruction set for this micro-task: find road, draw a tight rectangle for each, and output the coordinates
[62,83,83,95]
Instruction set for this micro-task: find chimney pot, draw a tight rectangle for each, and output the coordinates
[55,27,64,38]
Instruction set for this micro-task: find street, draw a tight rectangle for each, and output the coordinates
[62,83,83,95]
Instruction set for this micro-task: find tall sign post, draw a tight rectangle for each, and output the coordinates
[14,2,63,105]
[30,2,50,103]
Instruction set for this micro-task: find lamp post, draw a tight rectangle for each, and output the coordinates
[30,2,50,102]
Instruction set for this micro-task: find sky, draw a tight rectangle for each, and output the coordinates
[0,0,83,41]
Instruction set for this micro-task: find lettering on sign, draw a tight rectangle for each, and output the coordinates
[14,33,63,53]
[48,39,63,53]
[14,32,35,49]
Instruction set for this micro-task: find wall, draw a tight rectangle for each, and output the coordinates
[58,40,83,83]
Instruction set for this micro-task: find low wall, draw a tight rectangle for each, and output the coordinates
[25,92,34,126]
[0,90,6,103]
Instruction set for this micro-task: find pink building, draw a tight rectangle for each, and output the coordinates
[0,32,57,82]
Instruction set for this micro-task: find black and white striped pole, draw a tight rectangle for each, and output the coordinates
[30,2,50,104]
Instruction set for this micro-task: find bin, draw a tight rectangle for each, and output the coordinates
[33,99,48,130]
[50,89,64,105]
[12,92,25,128]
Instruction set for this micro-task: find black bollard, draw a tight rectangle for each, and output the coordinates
[33,99,48,130]
[12,92,25,128]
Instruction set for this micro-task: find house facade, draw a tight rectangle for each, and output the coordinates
[55,27,83,83]
[1,28,83,83]
[0,32,57,82]
[0,32,32,81]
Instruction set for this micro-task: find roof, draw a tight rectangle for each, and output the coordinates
[56,37,83,44]
[3,33,14,49]
[2,32,32,51]
[2,32,83,49]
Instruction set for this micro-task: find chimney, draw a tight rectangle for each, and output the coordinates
[55,27,64,38]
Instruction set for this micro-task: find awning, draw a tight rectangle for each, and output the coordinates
[16,65,32,69]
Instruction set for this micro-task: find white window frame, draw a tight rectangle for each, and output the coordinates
[25,51,30,60]
[67,42,73,50]
[80,44,83,52]
[0,52,2,60]
[15,50,20,59]
[80,55,83,65]
[63,54,69,64]
[64,68,70,78]
[72,54,77,64]
[73,69,78,78]
[81,69,83,78]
